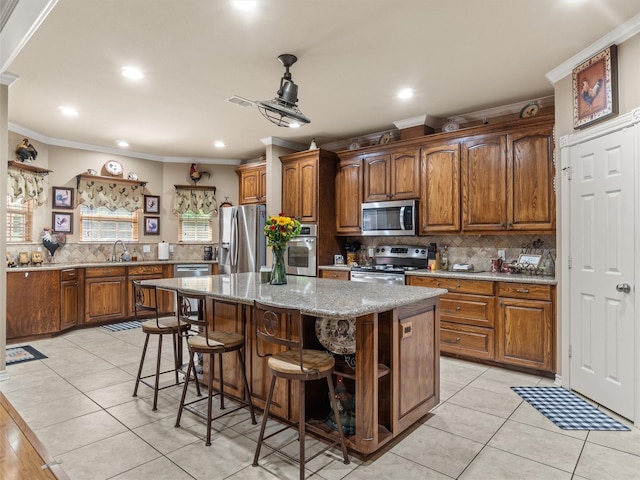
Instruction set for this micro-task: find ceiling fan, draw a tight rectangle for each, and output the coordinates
[251,53,311,128]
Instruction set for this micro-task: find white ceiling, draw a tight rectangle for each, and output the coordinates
[4,0,640,162]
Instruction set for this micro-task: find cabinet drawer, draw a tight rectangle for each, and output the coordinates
[441,293,495,328]
[319,269,350,280]
[497,282,552,300]
[440,322,494,360]
[408,276,494,295]
[60,268,78,280]
[85,266,126,278]
[128,264,164,276]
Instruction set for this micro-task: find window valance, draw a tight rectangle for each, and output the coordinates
[172,186,218,215]
[77,178,144,212]
[7,166,47,205]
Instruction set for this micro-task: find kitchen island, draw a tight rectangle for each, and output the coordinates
[143,273,447,456]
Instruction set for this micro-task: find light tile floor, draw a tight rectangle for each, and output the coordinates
[2,326,640,479]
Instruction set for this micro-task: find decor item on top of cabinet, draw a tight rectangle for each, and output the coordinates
[144,216,160,235]
[189,163,211,185]
[572,44,618,129]
[442,118,460,132]
[263,213,301,285]
[15,138,38,163]
[127,172,138,181]
[144,194,160,213]
[519,101,540,118]
[309,138,318,150]
[52,186,74,209]
[42,227,66,261]
[86,168,97,175]
[104,160,123,176]
[52,212,73,234]
[378,132,391,145]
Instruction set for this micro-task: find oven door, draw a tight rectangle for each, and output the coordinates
[285,236,317,276]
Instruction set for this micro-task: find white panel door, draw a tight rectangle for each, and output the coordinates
[569,128,635,420]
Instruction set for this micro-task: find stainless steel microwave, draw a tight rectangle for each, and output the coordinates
[361,199,417,236]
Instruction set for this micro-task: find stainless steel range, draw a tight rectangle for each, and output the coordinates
[350,245,428,285]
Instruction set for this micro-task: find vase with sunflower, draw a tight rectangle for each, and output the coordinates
[264,213,302,285]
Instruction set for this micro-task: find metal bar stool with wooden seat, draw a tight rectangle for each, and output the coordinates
[175,289,256,446]
[252,301,350,479]
[132,281,190,411]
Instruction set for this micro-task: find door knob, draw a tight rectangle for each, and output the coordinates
[616,283,631,293]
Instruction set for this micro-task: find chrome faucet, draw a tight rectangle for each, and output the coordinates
[112,239,128,262]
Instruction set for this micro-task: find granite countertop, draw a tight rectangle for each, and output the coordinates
[143,272,448,320]
[6,259,219,272]
[318,264,557,285]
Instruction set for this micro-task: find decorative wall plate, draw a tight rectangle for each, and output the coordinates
[379,132,391,145]
[105,160,123,176]
[315,317,356,355]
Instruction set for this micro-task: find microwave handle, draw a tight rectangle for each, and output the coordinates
[399,206,406,230]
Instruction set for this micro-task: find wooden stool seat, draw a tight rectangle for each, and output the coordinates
[141,317,188,334]
[187,331,244,352]
[268,349,335,376]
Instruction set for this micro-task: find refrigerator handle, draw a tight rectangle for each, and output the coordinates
[230,209,239,273]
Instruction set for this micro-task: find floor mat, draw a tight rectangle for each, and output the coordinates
[102,320,142,332]
[512,386,630,431]
[6,345,48,365]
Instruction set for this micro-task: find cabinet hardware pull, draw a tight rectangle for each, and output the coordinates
[456,306,461,311]
[443,337,461,343]
[455,283,461,288]
[516,289,529,293]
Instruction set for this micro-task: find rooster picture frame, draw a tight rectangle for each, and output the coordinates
[144,195,160,214]
[572,44,618,129]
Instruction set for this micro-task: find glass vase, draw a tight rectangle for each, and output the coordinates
[270,246,287,285]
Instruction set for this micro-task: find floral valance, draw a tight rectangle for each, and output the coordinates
[7,167,47,205]
[77,178,144,212]
[172,187,218,215]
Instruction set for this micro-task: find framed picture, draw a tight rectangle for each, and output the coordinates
[517,253,542,268]
[572,45,618,129]
[52,212,73,234]
[144,216,160,235]
[52,186,74,209]
[144,195,160,214]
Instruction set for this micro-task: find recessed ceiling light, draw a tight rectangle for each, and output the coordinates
[231,0,257,10]
[122,66,143,80]
[214,141,226,148]
[116,140,129,148]
[397,88,414,99]
[58,106,78,116]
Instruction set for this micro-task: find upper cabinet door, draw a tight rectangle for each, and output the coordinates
[390,148,420,200]
[281,161,301,218]
[462,135,508,231]
[236,162,266,205]
[336,156,363,235]
[507,126,555,231]
[299,158,318,222]
[363,153,391,202]
[420,143,460,233]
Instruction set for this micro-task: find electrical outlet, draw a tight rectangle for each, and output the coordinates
[143,245,151,253]
[498,249,506,260]
[169,244,174,253]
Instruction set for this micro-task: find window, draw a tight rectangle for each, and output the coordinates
[179,211,212,242]
[80,205,139,242]
[6,197,33,242]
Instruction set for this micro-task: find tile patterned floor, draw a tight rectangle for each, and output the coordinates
[2,327,639,479]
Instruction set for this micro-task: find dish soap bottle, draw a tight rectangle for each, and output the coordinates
[441,245,449,271]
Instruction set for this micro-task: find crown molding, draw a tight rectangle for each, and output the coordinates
[0,71,18,86]
[546,11,640,84]
[260,136,306,151]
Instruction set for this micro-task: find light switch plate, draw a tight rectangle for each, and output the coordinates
[169,245,174,253]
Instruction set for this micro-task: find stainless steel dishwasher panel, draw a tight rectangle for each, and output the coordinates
[173,264,212,311]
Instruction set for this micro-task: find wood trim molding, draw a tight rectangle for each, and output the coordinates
[8,161,52,175]
[76,173,147,187]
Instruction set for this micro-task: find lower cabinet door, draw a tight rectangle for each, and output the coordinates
[85,277,127,323]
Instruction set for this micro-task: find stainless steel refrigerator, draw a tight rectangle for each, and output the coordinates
[219,204,267,274]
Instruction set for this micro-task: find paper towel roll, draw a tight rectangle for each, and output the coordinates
[158,242,169,261]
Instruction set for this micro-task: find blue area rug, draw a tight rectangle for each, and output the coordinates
[512,386,630,431]
[103,320,142,332]
[6,345,48,365]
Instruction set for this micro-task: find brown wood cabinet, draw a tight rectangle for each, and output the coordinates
[335,154,363,235]
[408,275,556,375]
[280,149,341,270]
[60,268,83,331]
[319,269,350,280]
[496,282,555,372]
[363,148,420,202]
[236,162,266,205]
[7,270,60,340]
[84,266,127,324]
[461,124,555,233]
[419,142,461,233]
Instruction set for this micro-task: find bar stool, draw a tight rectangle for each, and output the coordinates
[252,301,350,479]
[175,290,256,446]
[132,281,190,411]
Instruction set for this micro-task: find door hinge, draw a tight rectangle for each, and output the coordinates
[568,345,572,358]
[562,166,572,180]
[568,256,572,269]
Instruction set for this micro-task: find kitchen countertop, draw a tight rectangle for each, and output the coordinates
[6,259,218,272]
[143,272,448,320]
[318,264,557,285]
